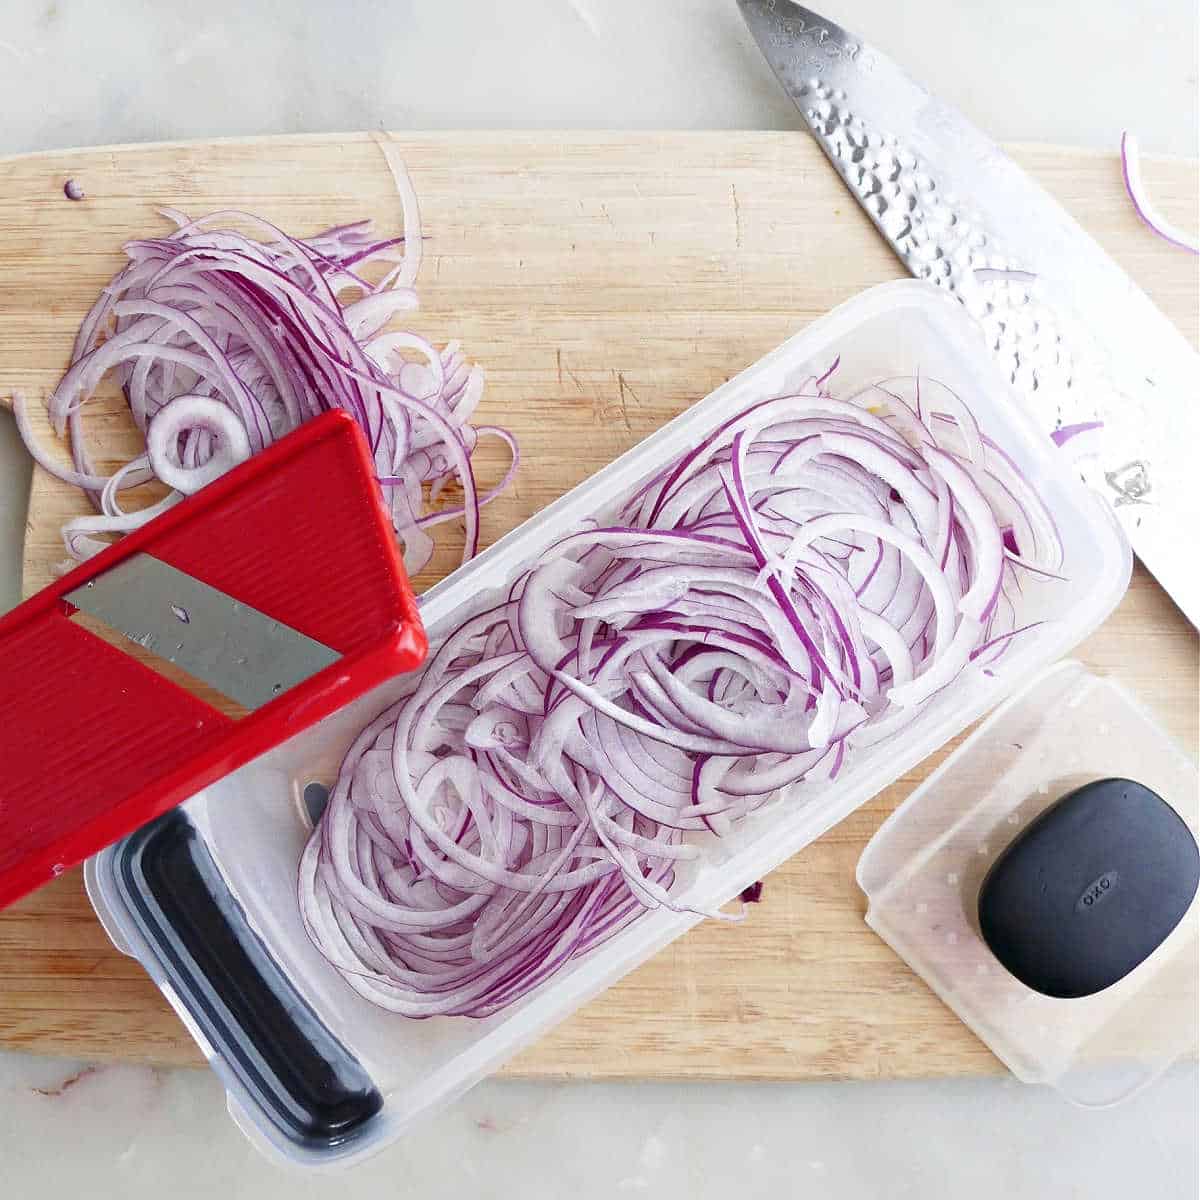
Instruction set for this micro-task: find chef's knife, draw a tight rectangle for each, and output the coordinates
[738,0,1200,627]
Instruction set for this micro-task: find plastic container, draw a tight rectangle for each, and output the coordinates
[857,661,1198,1107]
[86,281,1131,1167]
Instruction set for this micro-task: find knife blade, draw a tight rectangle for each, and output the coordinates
[738,0,1200,627]
[66,553,340,711]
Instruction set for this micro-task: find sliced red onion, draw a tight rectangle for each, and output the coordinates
[1120,132,1199,255]
[146,394,252,493]
[301,368,1065,1017]
[17,147,515,572]
[1050,420,1104,448]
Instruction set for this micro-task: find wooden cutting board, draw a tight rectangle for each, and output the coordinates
[0,133,1195,1077]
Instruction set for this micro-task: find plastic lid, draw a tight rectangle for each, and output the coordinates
[857,660,1199,1107]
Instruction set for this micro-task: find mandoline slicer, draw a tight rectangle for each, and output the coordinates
[0,409,427,911]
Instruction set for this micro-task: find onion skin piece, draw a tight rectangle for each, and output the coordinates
[1050,421,1104,448]
[1120,132,1199,255]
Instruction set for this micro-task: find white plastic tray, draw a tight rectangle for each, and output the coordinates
[857,661,1198,1107]
[86,281,1132,1168]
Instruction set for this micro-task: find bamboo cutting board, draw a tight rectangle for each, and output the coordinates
[0,133,1196,1077]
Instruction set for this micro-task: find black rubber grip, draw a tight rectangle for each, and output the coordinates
[979,777,1200,999]
[114,809,382,1149]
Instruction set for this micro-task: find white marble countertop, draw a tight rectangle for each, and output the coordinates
[0,2,1196,1196]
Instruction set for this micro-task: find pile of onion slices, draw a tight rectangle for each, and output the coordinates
[299,370,1065,1018]
[16,146,515,573]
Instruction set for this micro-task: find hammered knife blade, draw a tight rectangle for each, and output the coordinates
[738,0,1200,627]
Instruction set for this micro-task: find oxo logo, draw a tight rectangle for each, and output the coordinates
[1075,870,1119,914]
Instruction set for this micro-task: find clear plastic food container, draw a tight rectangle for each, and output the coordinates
[85,281,1131,1168]
[857,661,1198,1107]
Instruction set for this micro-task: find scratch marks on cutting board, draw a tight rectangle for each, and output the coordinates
[559,351,632,434]
[730,183,743,250]
[559,349,589,394]
[616,371,640,433]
